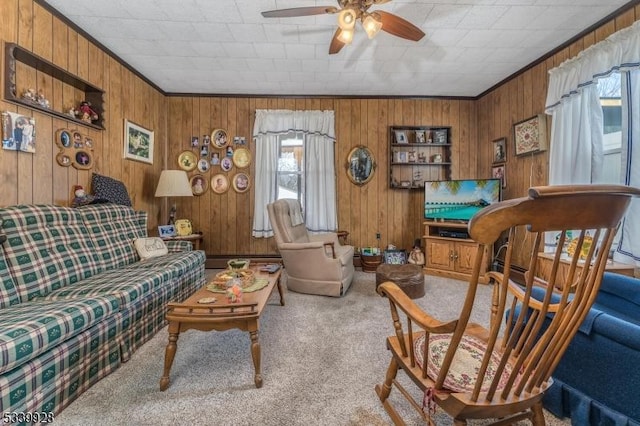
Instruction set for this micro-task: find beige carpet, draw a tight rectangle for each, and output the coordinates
[55,270,571,426]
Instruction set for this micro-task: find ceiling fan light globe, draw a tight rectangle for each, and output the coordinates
[338,8,357,30]
[362,15,383,39]
[337,28,354,45]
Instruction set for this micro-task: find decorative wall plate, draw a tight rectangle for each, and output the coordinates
[232,147,251,168]
[232,172,250,193]
[211,173,229,194]
[178,150,197,171]
[212,128,229,148]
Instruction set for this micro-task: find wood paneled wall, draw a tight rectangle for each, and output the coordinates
[167,97,477,256]
[476,5,640,266]
[0,0,166,229]
[2,0,638,263]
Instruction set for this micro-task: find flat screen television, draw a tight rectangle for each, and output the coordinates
[424,179,501,222]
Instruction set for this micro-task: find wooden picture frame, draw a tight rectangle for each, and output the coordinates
[190,174,208,196]
[232,172,250,193]
[212,128,229,148]
[124,120,154,164]
[211,173,229,194]
[220,156,233,172]
[74,150,93,170]
[346,145,375,186]
[513,114,547,156]
[492,137,507,164]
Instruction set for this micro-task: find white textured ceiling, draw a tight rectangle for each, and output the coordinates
[41,0,631,97]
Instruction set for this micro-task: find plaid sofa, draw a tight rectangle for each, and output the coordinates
[0,204,206,420]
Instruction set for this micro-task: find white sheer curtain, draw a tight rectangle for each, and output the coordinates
[547,86,603,185]
[251,133,279,238]
[616,70,640,266]
[545,20,640,263]
[251,109,337,238]
[305,132,337,232]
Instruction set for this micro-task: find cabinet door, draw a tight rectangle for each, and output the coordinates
[454,241,478,273]
[425,239,454,269]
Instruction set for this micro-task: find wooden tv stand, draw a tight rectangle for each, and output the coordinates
[423,221,491,284]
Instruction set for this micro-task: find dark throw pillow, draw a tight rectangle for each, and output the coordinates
[91,173,132,207]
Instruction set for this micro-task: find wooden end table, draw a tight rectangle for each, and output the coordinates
[161,233,203,251]
[159,265,284,390]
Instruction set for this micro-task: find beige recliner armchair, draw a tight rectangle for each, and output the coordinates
[267,199,355,297]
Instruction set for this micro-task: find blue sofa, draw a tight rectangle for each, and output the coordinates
[542,272,640,425]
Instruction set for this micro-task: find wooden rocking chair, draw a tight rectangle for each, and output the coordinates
[375,185,640,425]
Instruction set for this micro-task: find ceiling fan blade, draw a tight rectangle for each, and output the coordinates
[261,6,338,18]
[372,0,392,4]
[375,10,425,42]
[329,28,346,55]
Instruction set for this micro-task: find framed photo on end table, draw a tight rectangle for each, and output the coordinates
[158,225,176,238]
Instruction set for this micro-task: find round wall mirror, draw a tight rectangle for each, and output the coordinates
[346,145,376,185]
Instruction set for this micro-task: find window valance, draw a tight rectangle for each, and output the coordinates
[545,20,640,112]
[253,109,335,140]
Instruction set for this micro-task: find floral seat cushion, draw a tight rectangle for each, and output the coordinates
[414,332,513,393]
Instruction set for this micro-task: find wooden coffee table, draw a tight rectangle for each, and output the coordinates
[159,265,284,390]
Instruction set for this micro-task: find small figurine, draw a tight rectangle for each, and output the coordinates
[68,106,79,118]
[36,90,50,108]
[21,88,37,103]
[408,239,425,266]
[78,101,98,123]
[71,185,94,207]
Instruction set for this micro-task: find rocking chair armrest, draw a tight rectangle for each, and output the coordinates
[496,275,562,313]
[377,281,458,334]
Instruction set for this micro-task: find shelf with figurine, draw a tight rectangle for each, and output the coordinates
[389,125,451,190]
[4,43,105,130]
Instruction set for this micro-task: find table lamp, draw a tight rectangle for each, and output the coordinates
[155,170,193,224]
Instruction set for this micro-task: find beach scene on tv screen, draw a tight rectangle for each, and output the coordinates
[424,179,501,222]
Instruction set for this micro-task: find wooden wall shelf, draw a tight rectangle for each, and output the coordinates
[389,126,451,189]
[4,43,105,130]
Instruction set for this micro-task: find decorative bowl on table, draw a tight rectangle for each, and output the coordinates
[227,258,250,271]
[209,269,255,290]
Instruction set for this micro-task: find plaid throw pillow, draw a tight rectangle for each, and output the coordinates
[91,173,132,207]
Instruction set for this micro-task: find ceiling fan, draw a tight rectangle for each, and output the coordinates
[261,0,425,54]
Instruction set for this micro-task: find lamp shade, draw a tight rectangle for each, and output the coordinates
[337,28,354,45]
[155,170,193,197]
[363,14,382,39]
[338,8,357,30]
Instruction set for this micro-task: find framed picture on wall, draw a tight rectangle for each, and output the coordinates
[492,164,506,188]
[492,137,507,164]
[124,120,154,164]
[513,114,547,156]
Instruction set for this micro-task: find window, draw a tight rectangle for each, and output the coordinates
[277,132,305,209]
[252,109,337,238]
[598,73,622,184]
